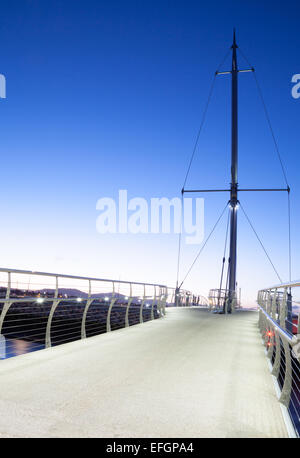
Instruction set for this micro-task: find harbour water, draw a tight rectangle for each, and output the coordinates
[0,338,44,359]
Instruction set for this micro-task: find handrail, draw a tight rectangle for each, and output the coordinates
[0,268,204,360]
[0,267,166,288]
[258,306,293,344]
[260,280,300,290]
[257,281,300,437]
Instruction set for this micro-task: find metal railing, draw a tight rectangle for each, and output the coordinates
[257,280,300,437]
[208,288,239,313]
[169,288,209,308]
[0,268,203,360]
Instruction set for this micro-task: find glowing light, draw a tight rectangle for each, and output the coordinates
[77,298,82,302]
[105,296,109,301]
[36,298,44,304]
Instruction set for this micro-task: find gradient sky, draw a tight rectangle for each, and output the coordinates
[0,0,299,306]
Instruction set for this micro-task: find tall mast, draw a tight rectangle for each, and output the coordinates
[227,29,238,313]
[181,31,288,313]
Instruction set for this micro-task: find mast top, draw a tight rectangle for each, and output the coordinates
[232,29,238,49]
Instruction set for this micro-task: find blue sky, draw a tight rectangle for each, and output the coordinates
[0,0,299,305]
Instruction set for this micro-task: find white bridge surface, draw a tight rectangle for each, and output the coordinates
[0,308,288,438]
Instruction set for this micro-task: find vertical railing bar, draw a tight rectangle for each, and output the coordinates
[0,271,13,335]
[45,275,61,348]
[163,287,167,315]
[151,285,156,321]
[271,289,277,320]
[271,329,281,378]
[125,283,133,328]
[280,287,287,330]
[279,339,292,407]
[106,281,116,332]
[139,284,146,324]
[81,279,94,339]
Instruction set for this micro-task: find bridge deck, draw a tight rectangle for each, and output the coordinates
[0,308,288,438]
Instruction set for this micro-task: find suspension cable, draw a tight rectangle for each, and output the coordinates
[179,203,228,288]
[239,202,282,283]
[177,49,232,289]
[238,47,289,188]
[238,47,292,282]
[182,48,232,190]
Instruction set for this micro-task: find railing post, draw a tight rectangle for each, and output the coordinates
[162,287,167,315]
[266,290,271,316]
[267,324,275,359]
[106,282,116,332]
[151,286,156,321]
[297,309,300,336]
[263,290,268,310]
[279,339,292,407]
[45,276,60,348]
[6,271,11,300]
[271,289,277,320]
[280,287,288,330]
[125,283,133,328]
[271,329,281,378]
[170,290,175,306]
[225,296,229,314]
[157,288,163,315]
[125,299,133,327]
[0,272,12,334]
[286,290,293,334]
[139,285,146,324]
[81,279,93,339]
[231,294,236,313]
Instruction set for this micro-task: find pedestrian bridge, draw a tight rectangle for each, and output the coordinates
[0,307,292,438]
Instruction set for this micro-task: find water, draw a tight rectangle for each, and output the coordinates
[0,337,44,359]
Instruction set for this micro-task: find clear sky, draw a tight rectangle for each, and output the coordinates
[0,0,299,306]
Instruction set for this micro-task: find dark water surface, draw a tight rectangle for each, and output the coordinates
[0,338,44,359]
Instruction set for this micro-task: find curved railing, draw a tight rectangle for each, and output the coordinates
[257,280,300,437]
[208,288,239,312]
[168,287,209,308]
[0,268,203,360]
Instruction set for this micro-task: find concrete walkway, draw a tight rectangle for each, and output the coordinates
[0,308,288,438]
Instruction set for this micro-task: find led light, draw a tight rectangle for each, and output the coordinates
[105,296,109,301]
[37,298,44,304]
[77,298,82,302]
